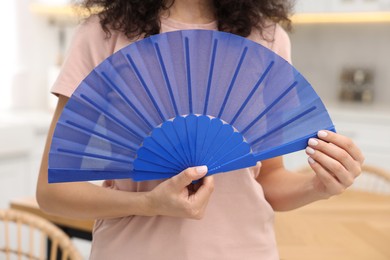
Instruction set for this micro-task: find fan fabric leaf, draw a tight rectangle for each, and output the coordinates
[49,30,335,183]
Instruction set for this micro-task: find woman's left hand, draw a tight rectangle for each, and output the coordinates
[306,130,365,198]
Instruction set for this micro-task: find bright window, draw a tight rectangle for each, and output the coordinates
[0,1,17,110]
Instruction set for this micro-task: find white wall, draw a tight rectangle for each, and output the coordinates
[11,1,76,111]
[289,23,390,105]
[10,12,390,111]
[0,1,17,110]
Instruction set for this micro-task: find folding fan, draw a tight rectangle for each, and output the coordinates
[49,29,335,183]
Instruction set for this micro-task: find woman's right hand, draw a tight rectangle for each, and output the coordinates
[146,166,214,219]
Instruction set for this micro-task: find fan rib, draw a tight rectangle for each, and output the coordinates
[197,119,223,165]
[250,125,335,164]
[217,47,248,119]
[64,120,137,152]
[173,117,193,166]
[137,147,182,171]
[49,169,131,183]
[203,131,235,165]
[208,142,250,169]
[242,81,298,135]
[162,122,191,167]
[101,71,154,129]
[126,54,166,122]
[56,148,133,164]
[195,116,211,165]
[251,105,317,145]
[196,130,209,166]
[135,158,183,172]
[203,39,218,115]
[184,37,193,114]
[154,43,179,116]
[230,61,274,125]
[151,129,188,168]
[80,94,144,140]
[193,115,199,164]
[143,138,184,168]
[200,125,233,165]
[185,115,196,164]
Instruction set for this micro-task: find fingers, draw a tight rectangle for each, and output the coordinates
[308,157,345,195]
[305,130,364,194]
[192,175,215,205]
[307,148,354,188]
[171,166,208,190]
[307,138,360,178]
[167,166,214,219]
[316,130,365,164]
[308,130,363,177]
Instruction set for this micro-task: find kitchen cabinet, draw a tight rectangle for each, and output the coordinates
[329,105,390,169]
[293,0,390,23]
[0,124,32,208]
[333,0,390,12]
[0,156,30,208]
[296,0,390,13]
[29,2,94,24]
[0,112,51,209]
[295,0,334,13]
[292,11,390,24]
[30,1,390,25]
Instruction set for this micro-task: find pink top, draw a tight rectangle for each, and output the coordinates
[52,15,291,260]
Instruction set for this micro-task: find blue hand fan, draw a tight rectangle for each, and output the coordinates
[49,29,335,183]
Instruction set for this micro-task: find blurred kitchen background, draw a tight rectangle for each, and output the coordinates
[0,0,390,259]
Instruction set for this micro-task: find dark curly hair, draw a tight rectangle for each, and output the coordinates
[82,0,293,40]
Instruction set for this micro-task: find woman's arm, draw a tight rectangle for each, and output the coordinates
[257,131,364,211]
[36,95,214,220]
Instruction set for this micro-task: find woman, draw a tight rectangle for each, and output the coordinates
[37,0,364,259]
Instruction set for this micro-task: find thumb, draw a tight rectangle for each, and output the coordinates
[171,166,208,189]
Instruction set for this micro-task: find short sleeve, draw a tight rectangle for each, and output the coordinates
[271,24,292,64]
[248,23,292,64]
[51,15,112,97]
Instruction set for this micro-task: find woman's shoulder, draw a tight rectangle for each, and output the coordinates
[74,15,108,44]
[74,14,135,54]
[249,22,292,63]
[51,15,129,97]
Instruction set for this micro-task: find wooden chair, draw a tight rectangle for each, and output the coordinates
[297,164,390,194]
[352,164,390,194]
[0,209,83,260]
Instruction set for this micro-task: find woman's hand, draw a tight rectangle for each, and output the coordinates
[146,166,214,219]
[306,130,365,199]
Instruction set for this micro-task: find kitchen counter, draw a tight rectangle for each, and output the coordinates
[327,101,390,119]
[0,110,53,208]
[0,110,52,132]
[0,110,51,157]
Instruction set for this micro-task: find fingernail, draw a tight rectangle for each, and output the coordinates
[195,166,208,175]
[306,147,315,155]
[308,138,318,146]
[308,157,315,164]
[318,131,328,138]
